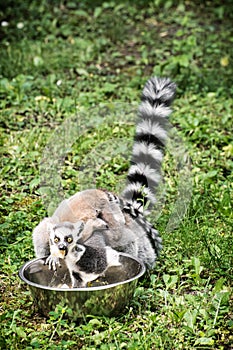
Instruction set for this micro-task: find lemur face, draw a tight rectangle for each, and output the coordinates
[48,221,84,259]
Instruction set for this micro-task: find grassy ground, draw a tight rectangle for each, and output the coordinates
[0,1,232,349]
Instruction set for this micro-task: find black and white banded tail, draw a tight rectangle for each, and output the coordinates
[122,77,176,213]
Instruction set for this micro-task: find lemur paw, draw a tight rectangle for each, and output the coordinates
[45,255,61,271]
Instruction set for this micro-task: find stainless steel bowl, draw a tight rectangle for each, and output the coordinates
[19,253,145,319]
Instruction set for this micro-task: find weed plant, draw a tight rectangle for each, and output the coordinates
[0,1,232,349]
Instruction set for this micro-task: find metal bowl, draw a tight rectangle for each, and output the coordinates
[19,253,145,319]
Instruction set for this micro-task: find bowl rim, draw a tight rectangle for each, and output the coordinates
[19,253,146,292]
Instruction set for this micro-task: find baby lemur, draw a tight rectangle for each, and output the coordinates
[47,219,121,287]
[33,76,176,270]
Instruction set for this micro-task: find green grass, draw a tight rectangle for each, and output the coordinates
[0,1,232,349]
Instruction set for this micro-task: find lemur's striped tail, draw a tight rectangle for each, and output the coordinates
[122,77,176,213]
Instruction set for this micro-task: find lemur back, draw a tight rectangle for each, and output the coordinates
[33,76,176,269]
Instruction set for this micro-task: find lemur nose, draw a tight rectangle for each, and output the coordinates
[58,244,67,251]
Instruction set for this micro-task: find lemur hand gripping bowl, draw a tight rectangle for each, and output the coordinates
[19,253,145,319]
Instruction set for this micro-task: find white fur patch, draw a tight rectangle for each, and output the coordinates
[132,142,163,162]
[136,120,167,141]
[138,102,171,119]
[128,163,161,184]
[105,247,121,267]
[122,182,156,204]
[142,77,176,102]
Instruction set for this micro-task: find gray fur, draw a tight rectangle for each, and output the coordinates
[32,76,176,270]
[66,243,121,287]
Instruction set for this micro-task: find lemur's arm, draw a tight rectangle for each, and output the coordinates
[32,217,52,258]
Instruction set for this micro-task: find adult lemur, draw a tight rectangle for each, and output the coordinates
[33,77,176,270]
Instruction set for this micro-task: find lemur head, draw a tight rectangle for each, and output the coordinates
[47,221,84,259]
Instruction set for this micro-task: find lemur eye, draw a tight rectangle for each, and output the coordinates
[54,237,60,243]
[67,237,73,243]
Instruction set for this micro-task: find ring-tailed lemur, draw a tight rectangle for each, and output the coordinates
[33,76,176,270]
[46,219,121,287]
[45,220,84,270]
[67,243,121,288]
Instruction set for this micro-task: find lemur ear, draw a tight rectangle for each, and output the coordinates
[73,220,84,234]
[75,244,86,253]
[47,222,55,233]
